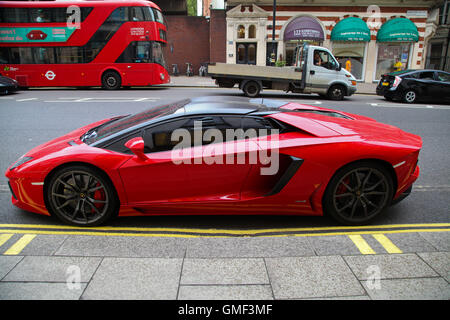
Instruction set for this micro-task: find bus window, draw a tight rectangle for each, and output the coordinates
[30,8,51,23]
[33,48,56,64]
[57,47,83,64]
[131,7,144,21]
[109,7,129,22]
[0,48,9,64]
[152,8,165,25]
[10,48,34,64]
[1,8,29,23]
[143,7,155,21]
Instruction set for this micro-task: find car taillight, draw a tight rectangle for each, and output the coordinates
[392,76,402,88]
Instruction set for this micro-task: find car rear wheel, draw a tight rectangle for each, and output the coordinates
[403,90,417,103]
[46,165,118,226]
[323,162,393,225]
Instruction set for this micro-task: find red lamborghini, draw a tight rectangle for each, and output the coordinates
[5,97,421,226]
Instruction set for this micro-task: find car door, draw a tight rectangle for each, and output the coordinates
[435,71,450,101]
[117,118,192,204]
[307,49,340,94]
[415,71,436,99]
[178,115,261,201]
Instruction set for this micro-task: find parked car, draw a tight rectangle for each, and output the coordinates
[376,69,450,103]
[0,75,19,94]
[5,96,421,227]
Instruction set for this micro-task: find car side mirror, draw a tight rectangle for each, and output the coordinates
[337,63,342,71]
[124,137,148,161]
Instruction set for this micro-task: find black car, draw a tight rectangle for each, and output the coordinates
[0,75,19,95]
[376,69,450,103]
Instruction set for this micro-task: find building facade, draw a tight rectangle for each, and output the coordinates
[225,0,442,83]
[426,0,450,71]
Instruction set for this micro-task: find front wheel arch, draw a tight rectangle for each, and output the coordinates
[43,162,120,217]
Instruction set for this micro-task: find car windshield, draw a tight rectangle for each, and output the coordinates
[82,99,190,144]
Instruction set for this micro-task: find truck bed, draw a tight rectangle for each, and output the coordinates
[207,63,303,82]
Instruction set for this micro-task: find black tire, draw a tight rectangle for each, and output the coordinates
[102,71,121,90]
[403,90,417,103]
[46,165,119,226]
[323,161,394,225]
[242,81,261,98]
[327,85,346,100]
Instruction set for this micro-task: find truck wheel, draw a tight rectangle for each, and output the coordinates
[327,85,345,100]
[242,81,261,98]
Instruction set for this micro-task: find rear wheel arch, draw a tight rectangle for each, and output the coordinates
[322,158,398,225]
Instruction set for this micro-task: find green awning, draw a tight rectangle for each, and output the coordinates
[377,18,419,42]
[331,17,370,42]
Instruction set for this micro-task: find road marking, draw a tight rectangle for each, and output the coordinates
[3,234,36,255]
[372,234,402,254]
[16,98,38,102]
[348,235,376,254]
[0,234,13,247]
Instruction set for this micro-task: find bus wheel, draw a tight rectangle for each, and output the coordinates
[102,71,121,90]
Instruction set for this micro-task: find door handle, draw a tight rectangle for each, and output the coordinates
[310,70,315,75]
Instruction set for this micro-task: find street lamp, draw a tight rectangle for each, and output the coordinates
[271,0,277,66]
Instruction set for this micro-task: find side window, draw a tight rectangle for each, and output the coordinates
[143,7,155,21]
[314,50,337,70]
[30,8,51,23]
[130,7,144,21]
[103,131,142,154]
[0,48,9,64]
[33,48,56,64]
[57,47,83,63]
[418,72,435,80]
[143,119,188,153]
[109,7,129,22]
[436,72,450,82]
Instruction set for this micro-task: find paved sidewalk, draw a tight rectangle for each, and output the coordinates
[163,76,378,95]
[0,230,449,300]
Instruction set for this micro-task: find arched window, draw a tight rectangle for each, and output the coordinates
[237,25,245,39]
[249,25,256,38]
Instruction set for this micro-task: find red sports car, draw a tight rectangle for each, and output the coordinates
[5,97,421,226]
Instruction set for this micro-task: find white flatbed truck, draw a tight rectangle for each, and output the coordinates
[207,44,357,100]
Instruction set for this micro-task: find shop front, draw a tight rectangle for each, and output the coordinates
[331,17,370,81]
[281,16,325,66]
[374,18,419,80]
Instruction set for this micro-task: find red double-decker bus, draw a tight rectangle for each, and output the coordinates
[0,0,170,89]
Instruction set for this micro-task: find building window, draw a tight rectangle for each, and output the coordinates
[237,25,245,39]
[249,25,256,38]
[375,43,411,79]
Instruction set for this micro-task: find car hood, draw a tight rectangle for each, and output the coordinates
[20,118,112,160]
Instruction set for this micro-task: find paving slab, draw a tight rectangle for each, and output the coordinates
[377,233,437,253]
[307,235,361,256]
[418,232,450,251]
[2,256,101,283]
[185,236,315,258]
[343,254,438,280]
[178,285,273,300]
[181,258,269,285]
[54,235,187,258]
[265,256,365,299]
[0,256,23,280]
[0,282,86,300]
[362,277,450,300]
[14,234,69,256]
[417,252,450,282]
[81,257,183,300]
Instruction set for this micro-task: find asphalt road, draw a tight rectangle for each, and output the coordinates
[0,87,449,228]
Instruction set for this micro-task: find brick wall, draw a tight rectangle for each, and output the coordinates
[164,16,210,75]
[209,9,226,64]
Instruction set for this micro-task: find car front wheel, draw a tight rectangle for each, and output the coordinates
[46,165,118,226]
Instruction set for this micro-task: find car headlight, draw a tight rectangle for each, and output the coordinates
[10,156,33,170]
